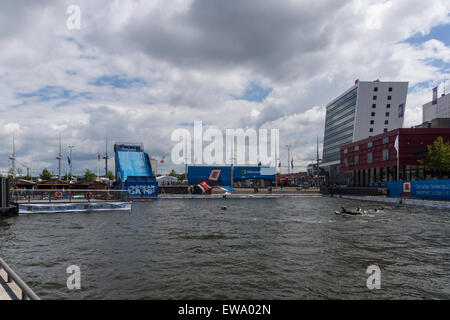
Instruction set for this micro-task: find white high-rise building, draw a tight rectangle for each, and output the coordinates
[321,80,408,184]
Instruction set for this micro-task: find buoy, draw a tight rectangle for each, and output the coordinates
[221,206,227,210]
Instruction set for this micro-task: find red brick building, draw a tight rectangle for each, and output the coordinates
[340,128,450,187]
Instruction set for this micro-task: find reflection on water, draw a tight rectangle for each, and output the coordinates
[0,197,449,299]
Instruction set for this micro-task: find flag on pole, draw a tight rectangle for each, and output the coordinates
[432,86,438,105]
[97,152,101,161]
[394,135,399,155]
[160,156,165,164]
[68,156,71,165]
[291,158,294,169]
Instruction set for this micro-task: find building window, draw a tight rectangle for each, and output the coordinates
[372,104,376,109]
[374,87,378,92]
[344,148,348,154]
[386,112,390,116]
[368,142,373,148]
[383,137,389,144]
[354,155,360,166]
[384,128,388,132]
[387,104,391,109]
[344,158,348,167]
[371,112,376,116]
[388,96,392,100]
[369,128,374,133]
[383,149,389,161]
[370,120,375,125]
[368,152,373,164]
[385,120,389,125]
[354,146,360,151]
[389,87,393,92]
[373,96,377,100]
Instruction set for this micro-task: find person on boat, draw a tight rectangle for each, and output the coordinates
[341,206,351,214]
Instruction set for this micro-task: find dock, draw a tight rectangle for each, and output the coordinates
[0,257,40,300]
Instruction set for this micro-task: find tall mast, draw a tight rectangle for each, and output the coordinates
[103,133,110,176]
[68,145,75,176]
[56,134,62,179]
[9,135,16,177]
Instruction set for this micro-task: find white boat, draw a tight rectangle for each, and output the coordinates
[19,202,131,214]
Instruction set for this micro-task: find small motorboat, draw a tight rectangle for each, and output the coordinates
[335,209,365,216]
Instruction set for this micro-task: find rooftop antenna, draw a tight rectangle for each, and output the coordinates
[9,135,16,177]
[56,134,62,179]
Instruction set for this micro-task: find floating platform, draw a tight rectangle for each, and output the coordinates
[19,202,131,214]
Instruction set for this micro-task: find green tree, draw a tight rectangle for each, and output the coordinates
[63,173,73,181]
[177,173,186,181]
[40,168,52,180]
[169,169,179,178]
[419,137,450,178]
[106,170,115,181]
[23,174,32,181]
[83,169,96,181]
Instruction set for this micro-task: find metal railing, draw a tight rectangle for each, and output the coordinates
[0,257,40,300]
[9,189,128,204]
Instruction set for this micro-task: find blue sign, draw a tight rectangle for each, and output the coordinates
[116,144,142,152]
[398,103,404,118]
[388,179,450,201]
[432,87,438,105]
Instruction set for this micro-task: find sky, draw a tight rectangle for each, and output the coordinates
[0,0,449,176]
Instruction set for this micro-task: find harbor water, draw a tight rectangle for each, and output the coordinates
[0,197,449,299]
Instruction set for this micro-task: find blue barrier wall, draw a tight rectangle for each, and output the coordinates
[387,179,450,201]
[188,166,276,186]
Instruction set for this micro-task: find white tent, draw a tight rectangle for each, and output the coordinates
[157,175,179,186]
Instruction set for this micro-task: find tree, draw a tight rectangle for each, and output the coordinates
[83,169,96,181]
[23,174,32,181]
[40,168,52,180]
[63,173,73,181]
[169,169,179,178]
[106,170,115,181]
[177,173,186,181]
[419,137,450,178]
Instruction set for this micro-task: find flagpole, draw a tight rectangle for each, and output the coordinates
[396,136,400,181]
[96,153,99,181]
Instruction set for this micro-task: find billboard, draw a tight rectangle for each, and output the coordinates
[188,166,276,186]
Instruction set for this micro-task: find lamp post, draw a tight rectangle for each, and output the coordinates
[285,145,292,175]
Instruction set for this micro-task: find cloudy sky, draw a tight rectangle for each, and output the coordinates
[1,0,449,176]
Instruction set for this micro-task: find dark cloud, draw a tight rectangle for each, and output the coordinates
[87,0,347,82]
